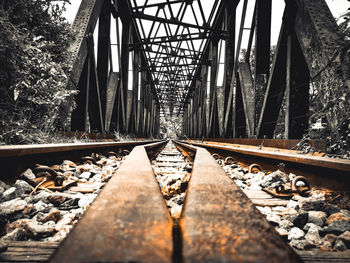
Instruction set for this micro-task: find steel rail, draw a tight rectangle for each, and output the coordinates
[0,140,160,158]
[173,140,301,263]
[50,140,171,262]
[0,140,162,181]
[49,139,301,262]
[182,140,350,172]
[180,140,350,191]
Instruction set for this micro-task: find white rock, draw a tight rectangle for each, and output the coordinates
[233,172,245,180]
[303,223,321,232]
[0,180,9,190]
[170,204,182,219]
[249,184,262,190]
[288,227,305,240]
[309,192,325,201]
[234,179,245,188]
[20,168,36,181]
[0,198,27,215]
[256,206,271,214]
[244,173,253,180]
[48,225,73,242]
[292,195,305,201]
[55,213,75,232]
[91,173,102,182]
[78,194,97,208]
[304,224,322,245]
[31,221,56,237]
[288,173,297,181]
[266,214,281,226]
[33,191,51,203]
[1,228,26,241]
[4,218,55,239]
[33,201,49,213]
[287,200,299,210]
[2,187,17,200]
[14,180,33,193]
[340,209,350,218]
[295,181,306,187]
[308,211,327,226]
[276,227,289,236]
[279,220,294,230]
[70,208,84,219]
[79,172,91,179]
[272,206,288,212]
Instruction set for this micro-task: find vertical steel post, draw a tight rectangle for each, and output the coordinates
[285,35,292,139]
[223,2,235,137]
[209,40,219,137]
[254,0,271,133]
[97,0,111,126]
[119,7,131,132]
[71,59,89,132]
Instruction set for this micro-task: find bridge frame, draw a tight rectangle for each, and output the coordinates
[61,0,349,140]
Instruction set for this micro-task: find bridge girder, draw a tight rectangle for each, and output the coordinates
[62,0,349,140]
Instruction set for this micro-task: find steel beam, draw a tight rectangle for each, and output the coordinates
[228,0,247,138]
[132,50,140,134]
[132,12,225,32]
[60,0,104,128]
[126,90,133,133]
[254,0,271,75]
[181,0,228,114]
[199,64,208,137]
[71,59,89,132]
[254,0,271,127]
[97,0,111,124]
[105,72,120,132]
[238,62,255,137]
[87,41,105,133]
[209,40,219,137]
[223,1,235,137]
[139,67,146,136]
[235,72,247,137]
[257,24,288,138]
[285,31,310,139]
[216,38,225,137]
[119,7,131,132]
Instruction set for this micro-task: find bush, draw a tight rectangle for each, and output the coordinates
[0,0,76,144]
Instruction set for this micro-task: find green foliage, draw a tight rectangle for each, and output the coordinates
[338,7,350,40]
[113,131,137,141]
[159,116,182,139]
[0,0,76,144]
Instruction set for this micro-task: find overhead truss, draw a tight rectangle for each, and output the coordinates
[61,0,349,140]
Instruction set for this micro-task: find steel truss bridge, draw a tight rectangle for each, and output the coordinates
[62,0,350,139]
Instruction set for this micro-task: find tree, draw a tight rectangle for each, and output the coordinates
[159,116,182,139]
[0,0,76,144]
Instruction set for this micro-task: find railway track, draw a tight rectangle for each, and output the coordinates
[0,139,349,262]
[151,141,192,219]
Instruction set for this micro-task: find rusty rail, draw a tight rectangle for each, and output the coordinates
[50,141,172,262]
[47,140,302,262]
[188,138,327,151]
[174,141,301,263]
[2,139,349,261]
[184,140,350,172]
[181,140,350,190]
[0,140,161,181]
